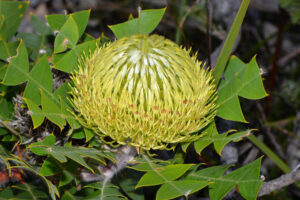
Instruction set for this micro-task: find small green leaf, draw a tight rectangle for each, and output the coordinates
[71,129,85,139]
[45,14,68,31]
[0,1,29,40]
[186,158,262,200]
[109,8,166,39]
[136,164,193,188]
[0,40,19,61]
[0,98,13,120]
[31,14,52,35]
[50,151,68,163]
[217,56,267,122]
[71,10,91,37]
[17,32,42,50]
[23,97,45,128]
[118,169,144,200]
[54,15,79,53]
[23,56,53,105]
[84,182,126,200]
[40,156,61,176]
[2,40,29,85]
[53,39,100,73]
[0,128,8,136]
[59,169,74,187]
[156,180,209,200]
[41,90,66,130]
[84,128,94,142]
[46,10,90,37]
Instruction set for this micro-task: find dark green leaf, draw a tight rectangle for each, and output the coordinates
[0,40,19,61]
[186,158,263,200]
[156,180,209,200]
[109,8,166,39]
[54,15,79,53]
[2,40,29,85]
[53,39,100,73]
[0,1,29,40]
[217,56,267,122]
[136,164,193,188]
[40,156,61,176]
[23,56,53,105]
[41,90,66,129]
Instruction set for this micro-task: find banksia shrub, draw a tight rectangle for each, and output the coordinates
[70,34,217,150]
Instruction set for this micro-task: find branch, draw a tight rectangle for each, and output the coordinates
[258,169,300,197]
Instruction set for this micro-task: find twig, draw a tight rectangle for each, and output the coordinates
[278,46,300,66]
[258,169,300,197]
[178,0,200,29]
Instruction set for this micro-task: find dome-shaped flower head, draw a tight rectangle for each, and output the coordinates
[70,34,217,150]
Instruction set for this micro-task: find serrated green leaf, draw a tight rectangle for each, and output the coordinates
[186,158,262,200]
[71,10,90,37]
[2,40,29,85]
[54,82,80,130]
[61,187,77,200]
[23,97,45,128]
[157,180,209,200]
[30,139,113,173]
[0,41,70,129]
[40,156,61,176]
[50,151,68,163]
[54,15,79,53]
[0,1,29,40]
[128,157,168,172]
[0,98,13,120]
[0,184,49,200]
[217,56,267,122]
[46,14,68,31]
[0,62,7,79]
[0,128,8,136]
[31,14,52,35]
[53,39,100,73]
[213,130,251,155]
[193,122,250,155]
[109,8,166,39]
[84,128,94,142]
[41,90,66,129]
[238,57,268,99]
[59,169,74,187]
[71,129,85,139]
[84,182,126,200]
[23,56,53,105]
[4,155,60,200]
[29,146,47,156]
[0,40,19,61]
[63,151,93,173]
[136,164,193,188]
[46,10,90,37]
[17,32,42,50]
[30,134,56,155]
[118,169,144,200]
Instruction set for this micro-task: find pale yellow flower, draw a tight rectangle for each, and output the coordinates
[70,34,217,150]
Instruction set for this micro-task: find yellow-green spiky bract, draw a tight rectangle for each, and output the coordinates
[70,34,217,150]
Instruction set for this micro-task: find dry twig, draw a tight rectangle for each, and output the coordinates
[258,169,300,197]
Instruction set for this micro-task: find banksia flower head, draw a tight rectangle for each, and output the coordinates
[70,34,217,150]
